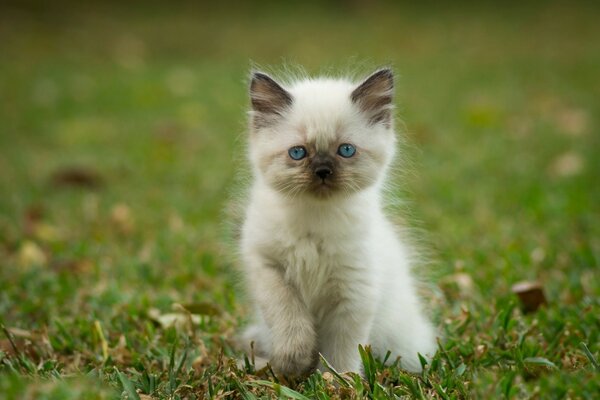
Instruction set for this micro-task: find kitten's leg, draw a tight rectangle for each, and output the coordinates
[240,313,271,358]
[318,298,375,373]
[371,290,437,372]
[238,318,271,371]
[246,255,317,377]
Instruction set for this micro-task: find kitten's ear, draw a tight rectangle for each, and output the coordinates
[249,72,292,128]
[351,68,394,126]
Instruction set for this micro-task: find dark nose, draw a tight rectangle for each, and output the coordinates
[315,166,332,180]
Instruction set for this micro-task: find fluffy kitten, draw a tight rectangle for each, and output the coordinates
[239,68,437,376]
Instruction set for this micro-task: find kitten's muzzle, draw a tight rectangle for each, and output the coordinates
[311,154,335,181]
[315,166,333,180]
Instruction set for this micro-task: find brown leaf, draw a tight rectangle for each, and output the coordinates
[0,326,50,360]
[0,339,16,356]
[549,151,584,177]
[23,205,44,236]
[475,344,487,358]
[110,203,135,233]
[555,108,589,137]
[147,308,201,332]
[18,240,47,269]
[51,259,94,274]
[512,281,547,313]
[168,213,185,233]
[439,272,474,300]
[22,205,62,243]
[50,166,103,189]
[180,302,222,317]
[322,371,334,383]
[7,327,33,339]
[109,334,131,364]
[33,223,62,243]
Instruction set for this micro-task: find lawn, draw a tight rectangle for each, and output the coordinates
[0,2,598,399]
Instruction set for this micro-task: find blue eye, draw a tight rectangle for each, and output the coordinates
[288,146,307,160]
[337,143,356,158]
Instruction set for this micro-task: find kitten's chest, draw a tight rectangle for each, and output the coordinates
[248,191,377,313]
[277,227,365,314]
[281,231,333,280]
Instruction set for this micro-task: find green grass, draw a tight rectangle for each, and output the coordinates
[1,1,598,398]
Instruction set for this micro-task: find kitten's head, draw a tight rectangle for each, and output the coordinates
[248,69,396,199]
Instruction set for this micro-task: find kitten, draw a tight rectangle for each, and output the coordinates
[239,68,437,376]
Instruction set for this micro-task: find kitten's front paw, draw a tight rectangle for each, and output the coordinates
[270,348,318,378]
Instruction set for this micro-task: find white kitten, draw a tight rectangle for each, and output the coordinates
[239,68,437,376]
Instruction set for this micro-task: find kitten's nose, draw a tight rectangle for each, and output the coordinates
[315,166,332,180]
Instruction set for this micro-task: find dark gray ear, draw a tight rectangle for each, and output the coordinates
[351,68,394,126]
[250,72,292,128]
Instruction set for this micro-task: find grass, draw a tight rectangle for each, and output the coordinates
[0,1,598,398]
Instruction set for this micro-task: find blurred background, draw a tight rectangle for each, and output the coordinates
[0,1,598,397]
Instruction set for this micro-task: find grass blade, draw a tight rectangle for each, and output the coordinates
[115,367,140,400]
[358,344,376,389]
[580,342,599,370]
[168,339,178,394]
[249,380,311,400]
[523,357,557,369]
[319,353,350,388]
[231,377,258,400]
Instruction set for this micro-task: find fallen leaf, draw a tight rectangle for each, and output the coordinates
[512,281,547,313]
[110,334,131,364]
[7,327,33,339]
[452,273,474,294]
[180,302,221,317]
[0,338,22,357]
[23,205,44,235]
[168,213,184,233]
[555,108,589,137]
[18,240,47,268]
[550,151,584,177]
[0,327,51,360]
[191,341,210,373]
[147,308,201,331]
[50,166,103,189]
[530,247,546,264]
[138,242,154,263]
[33,223,62,243]
[111,203,135,233]
[475,344,487,358]
[439,272,474,300]
[51,259,93,274]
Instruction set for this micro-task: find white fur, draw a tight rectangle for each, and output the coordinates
[240,73,437,375]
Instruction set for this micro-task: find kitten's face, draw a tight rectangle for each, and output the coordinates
[248,69,396,199]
